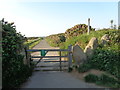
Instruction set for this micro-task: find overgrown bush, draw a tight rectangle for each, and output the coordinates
[84,74,120,88]
[89,48,120,79]
[46,33,66,47]
[2,19,33,88]
[84,74,99,83]
[65,24,95,39]
[78,63,91,73]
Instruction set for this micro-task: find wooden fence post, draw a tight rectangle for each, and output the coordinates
[68,45,72,69]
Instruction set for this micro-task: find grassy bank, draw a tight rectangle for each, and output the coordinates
[45,33,66,47]
[65,29,120,88]
[24,37,43,49]
[46,29,120,88]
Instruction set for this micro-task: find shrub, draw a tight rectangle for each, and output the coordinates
[99,74,118,84]
[99,74,120,88]
[65,24,95,39]
[2,19,33,88]
[46,33,66,47]
[84,74,120,88]
[89,49,120,79]
[78,63,91,73]
[84,74,99,83]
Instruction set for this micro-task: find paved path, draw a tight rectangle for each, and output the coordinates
[31,39,68,71]
[21,71,102,88]
[31,39,59,56]
[21,39,102,88]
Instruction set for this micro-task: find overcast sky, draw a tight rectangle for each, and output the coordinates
[0,0,119,37]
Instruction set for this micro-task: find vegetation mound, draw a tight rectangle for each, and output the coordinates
[46,33,66,47]
[65,24,95,39]
[46,23,120,88]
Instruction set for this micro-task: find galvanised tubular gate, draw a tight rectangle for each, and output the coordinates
[26,45,72,71]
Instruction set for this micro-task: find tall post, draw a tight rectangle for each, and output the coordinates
[88,18,90,35]
[68,45,72,69]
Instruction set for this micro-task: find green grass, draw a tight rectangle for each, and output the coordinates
[24,37,42,49]
[60,29,119,55]
[45,33,66,47]
[61,29,117,48]
[29,39,41,49]
[45,38,59,47]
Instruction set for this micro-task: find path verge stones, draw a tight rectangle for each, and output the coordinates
[73,45,87,66]
[84,37,98,58]
[101,34,110,45]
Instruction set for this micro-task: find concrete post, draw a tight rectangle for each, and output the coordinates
[88,18,90,35]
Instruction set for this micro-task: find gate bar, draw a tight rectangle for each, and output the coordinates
[31,56,68,58]
[27,49,69,52]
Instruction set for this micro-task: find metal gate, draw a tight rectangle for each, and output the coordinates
[26,45,72,71]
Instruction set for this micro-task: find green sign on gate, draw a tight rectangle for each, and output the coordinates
[41,50,47,56]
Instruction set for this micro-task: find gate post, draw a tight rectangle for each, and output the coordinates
[60,50,62,71]
[24,46,30,67]
[68,45,72,69]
